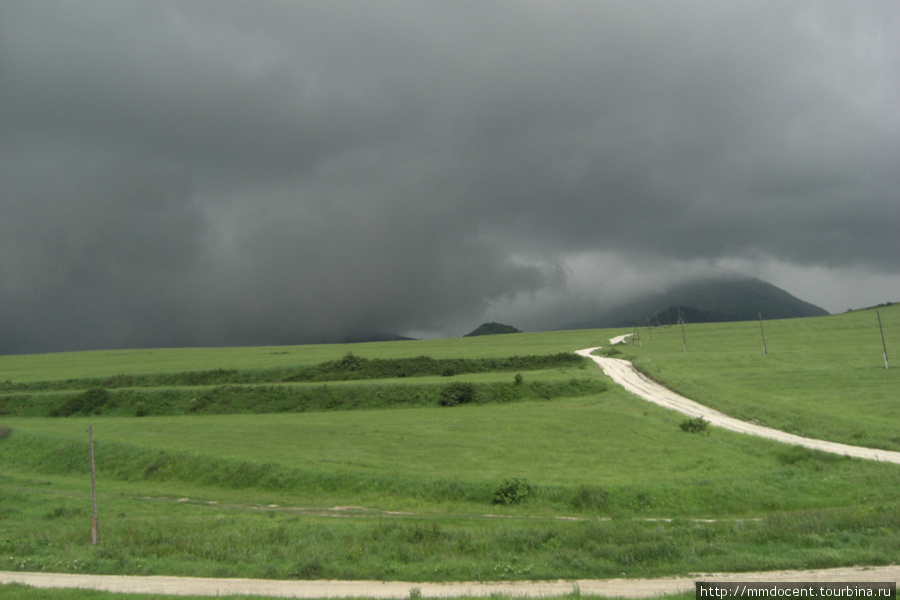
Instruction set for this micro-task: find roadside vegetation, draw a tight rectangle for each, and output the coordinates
[0,305,898,585]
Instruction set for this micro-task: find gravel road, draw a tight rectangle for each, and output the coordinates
[3,566,899,598]
[576,345,900,464]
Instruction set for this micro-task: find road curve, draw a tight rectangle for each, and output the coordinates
[576,346,900,464]
[3,566,900,598]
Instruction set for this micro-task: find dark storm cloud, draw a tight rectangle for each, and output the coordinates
[1,1,897,353]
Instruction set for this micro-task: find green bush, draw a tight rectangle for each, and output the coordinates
[339,352,364,371]
[679,417,709,434]
[439,382,477,406]
[492,477,532,505]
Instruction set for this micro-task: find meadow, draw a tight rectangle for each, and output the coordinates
[1,305,898,592]
[624,303,899,450]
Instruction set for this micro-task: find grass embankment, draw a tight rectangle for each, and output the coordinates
[0,353,601,417]
[1,314,899,583]
[625,303,900,450]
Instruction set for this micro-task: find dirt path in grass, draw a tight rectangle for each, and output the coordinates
[576,342,900,465]
[3,565,899,598]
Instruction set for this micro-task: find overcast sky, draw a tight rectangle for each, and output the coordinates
[2,1,898,354]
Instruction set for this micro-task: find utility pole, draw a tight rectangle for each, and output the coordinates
[89,426,99,545]
[877,310,888,369]
[759,313,768,355]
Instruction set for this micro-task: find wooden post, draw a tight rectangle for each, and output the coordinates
[89,426,99,545]
[877,310,888,369]
[759,313,768,355]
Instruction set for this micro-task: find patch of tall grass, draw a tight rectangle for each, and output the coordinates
[1,469,898,582]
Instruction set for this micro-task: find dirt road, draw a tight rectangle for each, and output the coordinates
[576,345,900,464]
[2,565,899,598]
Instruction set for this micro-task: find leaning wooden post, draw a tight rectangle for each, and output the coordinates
[89,425,99,545]
[877,310,888,369]
[759,313,768,355]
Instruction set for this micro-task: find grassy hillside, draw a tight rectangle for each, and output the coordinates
[624,303,899,449]
[0,330,612,383]
[1,311,899,583]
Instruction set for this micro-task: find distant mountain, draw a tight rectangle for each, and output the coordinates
[592,275,829,327]
[464,322,523,337]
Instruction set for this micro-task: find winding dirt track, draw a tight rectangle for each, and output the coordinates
[3,566,900,598]
[575,344,900,464]
[4,339,898,597]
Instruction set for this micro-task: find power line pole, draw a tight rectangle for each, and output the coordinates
[877,310,888,369]
[759,313,768,355]
[89,426,99,545]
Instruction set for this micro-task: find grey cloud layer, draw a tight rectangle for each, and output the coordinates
[1,1,897,353]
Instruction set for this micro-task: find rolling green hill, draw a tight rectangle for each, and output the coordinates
[0,305,898,584]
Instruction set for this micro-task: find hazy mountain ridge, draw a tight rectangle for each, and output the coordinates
[581,275,829,328]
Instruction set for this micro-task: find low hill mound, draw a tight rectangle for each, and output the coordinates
[464,322,522,337]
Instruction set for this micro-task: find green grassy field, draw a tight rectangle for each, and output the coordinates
[625,303,899,449]
[1,307,898,588]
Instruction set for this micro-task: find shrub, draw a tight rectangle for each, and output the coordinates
[492,477,532,505]
[339,352,364,371]
[679,417,709,434]
[52,387,113,417]
[439,382,477,406]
